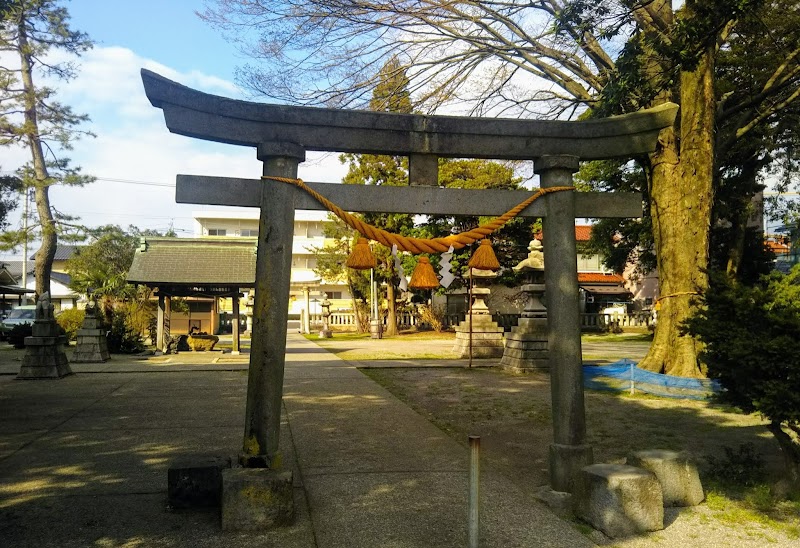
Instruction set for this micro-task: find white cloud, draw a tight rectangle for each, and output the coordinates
[2,45,347,250]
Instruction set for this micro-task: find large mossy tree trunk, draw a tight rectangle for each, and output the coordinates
[639,45,715,378]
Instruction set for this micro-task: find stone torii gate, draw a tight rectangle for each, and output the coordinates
[142,69,677,500]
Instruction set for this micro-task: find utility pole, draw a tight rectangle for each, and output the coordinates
[22,187,29,296]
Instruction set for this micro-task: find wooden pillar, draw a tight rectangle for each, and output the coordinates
[232,291,241,354]
[242,142,304,468]
[302,286,311,334]
[535,155,593,493]
[157,294,171,352]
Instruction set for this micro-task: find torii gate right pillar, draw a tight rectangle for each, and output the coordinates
[537,155,593,493]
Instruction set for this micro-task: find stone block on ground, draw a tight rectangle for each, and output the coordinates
[221,468,294,531]
[575,463,664,539]
[168,456,231,509]
[627,450,704,507]
[188,334,219,351]
[534,486,573,518]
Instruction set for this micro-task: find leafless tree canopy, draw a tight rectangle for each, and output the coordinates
[199,1,636,117]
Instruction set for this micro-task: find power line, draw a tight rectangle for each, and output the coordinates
[92,177,175,188]
[0,171,175,188]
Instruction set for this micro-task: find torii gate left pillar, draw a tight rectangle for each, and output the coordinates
[241,143,303,467]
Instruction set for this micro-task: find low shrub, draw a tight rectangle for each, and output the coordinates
[106,309,144,354]
[416,304,446,333]
[57,308,85,341]
[704,443,766,488]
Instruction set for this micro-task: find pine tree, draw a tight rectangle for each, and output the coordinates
[0,0,94,297]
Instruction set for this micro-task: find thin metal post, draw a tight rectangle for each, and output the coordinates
[468,435,480,548]
[630,360,635,395]
[468,268,473,368]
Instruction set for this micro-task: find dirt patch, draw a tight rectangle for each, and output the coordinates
[362,366,800,546]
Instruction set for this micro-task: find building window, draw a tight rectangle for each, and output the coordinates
[208,228,226,236]
[327,291,342,299]
[240,229,258,237]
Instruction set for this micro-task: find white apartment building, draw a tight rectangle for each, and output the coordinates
[192,210,352,315]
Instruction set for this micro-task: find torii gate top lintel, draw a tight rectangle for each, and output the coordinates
[141,69,677,161]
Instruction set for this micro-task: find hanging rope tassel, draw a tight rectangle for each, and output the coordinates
[408,257,439,289]
[346,237,377,270]
[467,239,500,271]
[262,176,574,254]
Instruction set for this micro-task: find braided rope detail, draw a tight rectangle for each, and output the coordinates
[263,176,574,254]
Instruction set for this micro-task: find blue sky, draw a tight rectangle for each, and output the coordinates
[1,0,347,259]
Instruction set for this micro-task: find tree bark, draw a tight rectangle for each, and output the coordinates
[639,44,715,378]
[384,256,399,336]
[345,271,367,333]
[385,276,398,336]
[766,421,800,493]
[17,16,56,299]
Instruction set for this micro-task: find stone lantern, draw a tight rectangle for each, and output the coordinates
[319,293,332,338]
[501,240,549,372]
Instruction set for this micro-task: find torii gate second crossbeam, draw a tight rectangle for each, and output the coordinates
[142,69,677,497]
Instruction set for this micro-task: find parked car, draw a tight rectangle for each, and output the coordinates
[0,305,37,340]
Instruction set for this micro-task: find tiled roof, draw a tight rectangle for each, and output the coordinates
[766,240,790,254]
[127,238,257,285]
[535,225,594,242]
[28,244,82,261]
[578,272,624,284]
[0,261,24,279]
[574,225,592,241]
[51,271,72,286]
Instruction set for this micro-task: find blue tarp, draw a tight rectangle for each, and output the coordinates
[583,359,721,400]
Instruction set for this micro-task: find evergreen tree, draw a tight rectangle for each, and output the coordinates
[340,57,414,336]
[0,0,94,297]
[685,266,800,492]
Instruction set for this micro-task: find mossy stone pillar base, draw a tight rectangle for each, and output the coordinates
[221,468,294,531]
[549,442,593,493]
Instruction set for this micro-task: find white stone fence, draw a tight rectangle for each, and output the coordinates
[581,312,655,331]
[308,310,654,332]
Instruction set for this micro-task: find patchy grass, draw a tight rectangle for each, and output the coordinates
[303,332,371,342]
[360,365,800,543]
[704,487,800,538]
[581,332,654,343]
[303,330,455,342]
[305,329,458,360]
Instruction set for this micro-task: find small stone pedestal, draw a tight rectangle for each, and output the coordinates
[72,307,110,363]
[627,450,704,507]
[221,468,294,531]
[575,463,664,538]
[501,283,548,372]
[452,282,504,359]
[18,320,71,379]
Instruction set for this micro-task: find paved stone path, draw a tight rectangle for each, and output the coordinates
[0,334,591,547]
